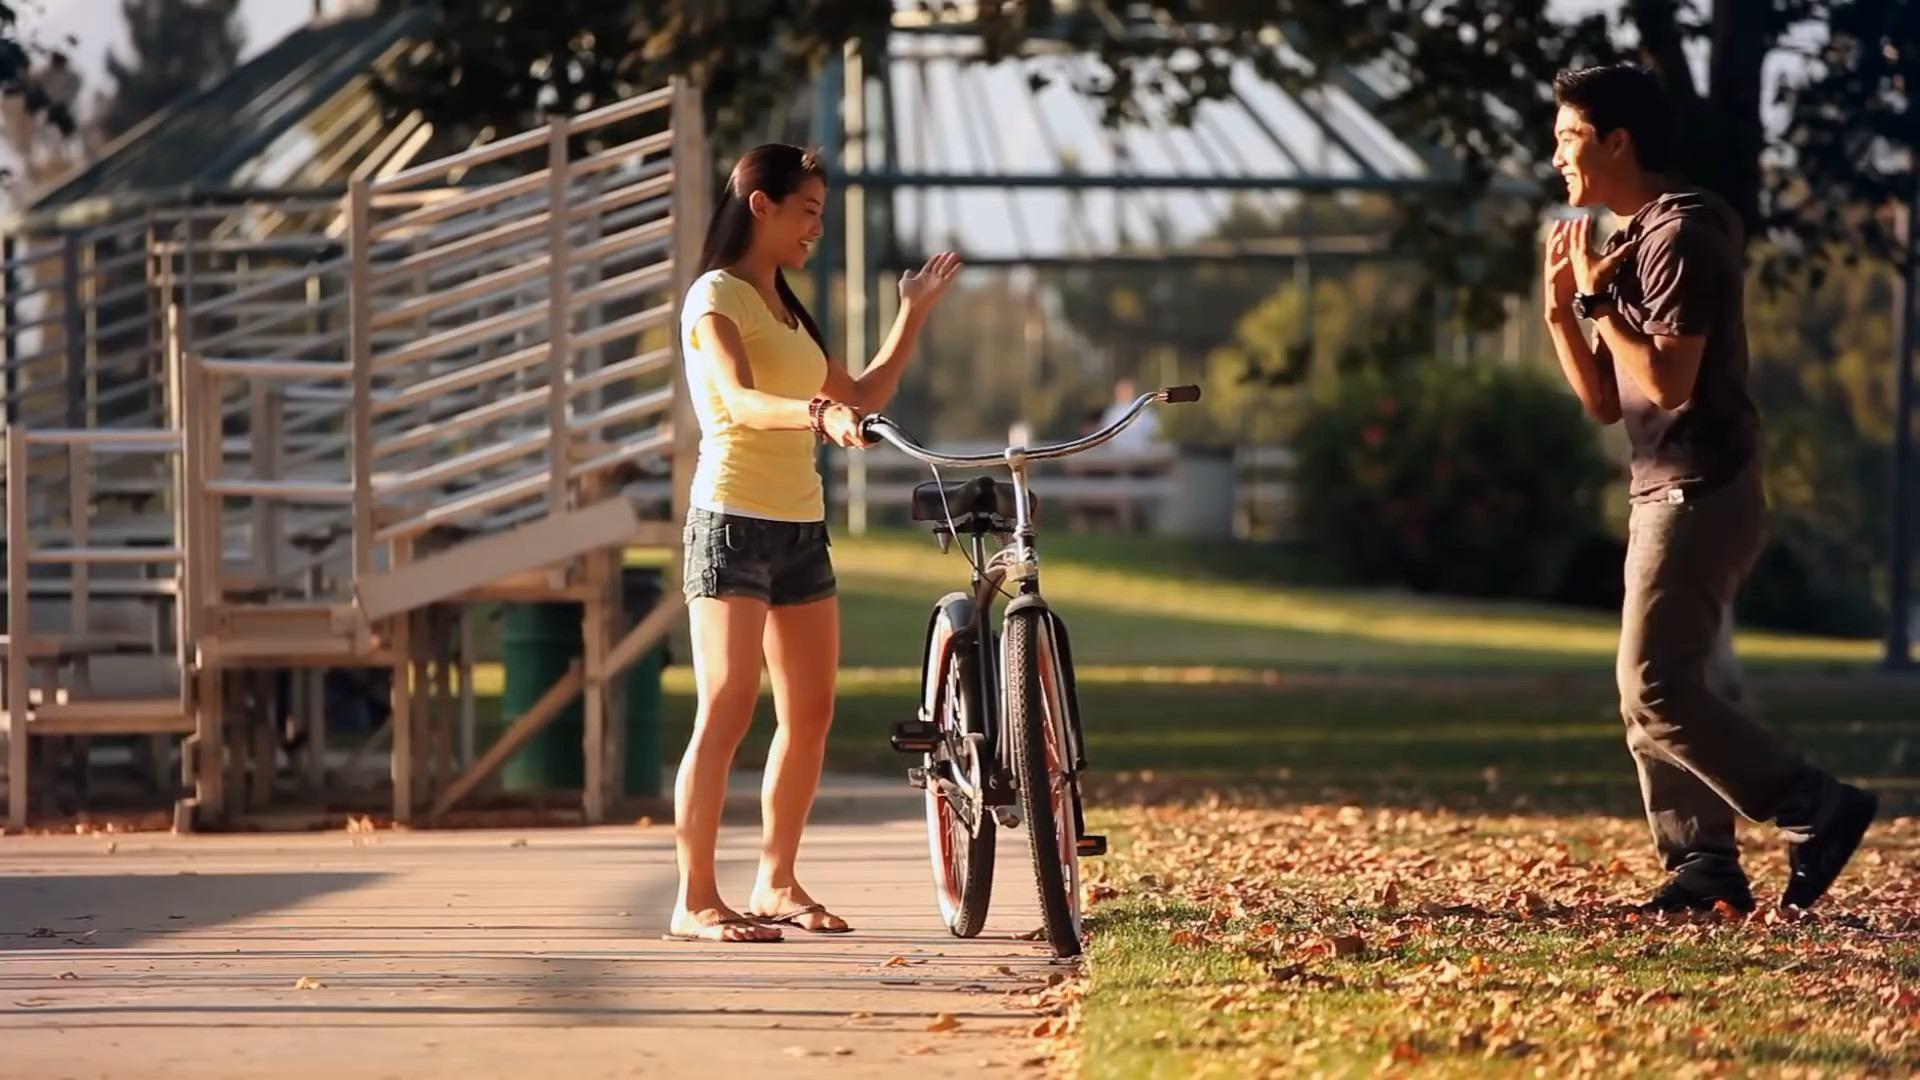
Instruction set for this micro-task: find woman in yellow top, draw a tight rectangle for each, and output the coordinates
[668,143,960,943]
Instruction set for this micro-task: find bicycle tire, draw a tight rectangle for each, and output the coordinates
[1005,610,1083,958]
[923,599,994,937]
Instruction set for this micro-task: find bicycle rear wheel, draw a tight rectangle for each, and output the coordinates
[1005,609,1083,957]
[922,598,994,937]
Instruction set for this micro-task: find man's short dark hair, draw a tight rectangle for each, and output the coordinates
[1552,64,1680,174]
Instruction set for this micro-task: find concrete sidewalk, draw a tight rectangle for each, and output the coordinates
[0,777,1064,1079]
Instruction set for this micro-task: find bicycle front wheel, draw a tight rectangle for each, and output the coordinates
[1005,609,1083,958]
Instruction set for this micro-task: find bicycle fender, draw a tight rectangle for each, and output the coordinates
[920,591,977,723]
[1002,594,1051,619]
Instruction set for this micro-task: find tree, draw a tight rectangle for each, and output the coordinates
[371,2,1913,312]
[0,4,86,195]
[95,0,244,142]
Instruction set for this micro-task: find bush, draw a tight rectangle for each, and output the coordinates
[1292,362,1613,599]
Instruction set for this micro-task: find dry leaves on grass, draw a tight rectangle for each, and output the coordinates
[1085,799,1920,1075]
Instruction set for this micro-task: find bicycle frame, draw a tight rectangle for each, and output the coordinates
[872,387,1195,796]
[880,385,1199,954]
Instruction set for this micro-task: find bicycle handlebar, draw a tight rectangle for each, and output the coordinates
[859,385,1203,469]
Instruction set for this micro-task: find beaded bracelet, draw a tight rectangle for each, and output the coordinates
[807,396,833,441]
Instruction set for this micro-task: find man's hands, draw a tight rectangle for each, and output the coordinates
[1543,220,1578,320]
[1544,216,1637,321]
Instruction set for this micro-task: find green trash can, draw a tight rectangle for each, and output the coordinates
[498,567,668,797]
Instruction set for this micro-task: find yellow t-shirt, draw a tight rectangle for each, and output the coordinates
[680,269,828,522]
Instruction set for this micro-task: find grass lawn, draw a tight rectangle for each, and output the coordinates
[624,531,1914,799]
[551,529,1920,1074]
[1078,803,1920,1077]
[823,531,1920,1077]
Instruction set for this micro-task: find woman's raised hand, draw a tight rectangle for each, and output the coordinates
[898,251,962,315]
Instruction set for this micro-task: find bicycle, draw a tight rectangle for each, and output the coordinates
[864,385,1203,958]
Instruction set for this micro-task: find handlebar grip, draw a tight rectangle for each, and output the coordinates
[1161,384,1202,404]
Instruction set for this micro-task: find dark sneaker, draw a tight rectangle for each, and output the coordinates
[1638,875,1755,915]
[1782,784,1878,910]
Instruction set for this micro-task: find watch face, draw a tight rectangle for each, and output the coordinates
[1571,295,1591,319]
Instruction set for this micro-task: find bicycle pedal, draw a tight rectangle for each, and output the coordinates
[890,721,940,754]
[992,806,1022,829]
[906,766,929,790]
[1076,834,1108,857]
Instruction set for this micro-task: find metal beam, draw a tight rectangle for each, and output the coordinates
[880,234,1404,269]
[832,170,1479,192]
[1888,175,1918,671]
[844,40,872,536]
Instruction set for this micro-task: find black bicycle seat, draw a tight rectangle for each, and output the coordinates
[910,475,1034,524]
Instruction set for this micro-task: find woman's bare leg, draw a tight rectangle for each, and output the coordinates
[670,594,780,942]
[749,594,847,931]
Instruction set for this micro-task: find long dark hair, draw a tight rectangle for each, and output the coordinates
[698,143,830,353]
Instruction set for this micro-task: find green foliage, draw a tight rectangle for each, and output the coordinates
[0,2,75,145]
[1738,248,1900,635]
[367,3,1919,308]
[371,0,896,147]
[1291,362,1612,599]
[1767,0,1920,280]
[97,0,244,141]
[1164,261,1430,449]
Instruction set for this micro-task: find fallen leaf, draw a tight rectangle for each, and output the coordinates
[782,1046,817,1057]
[848,1010,875,1020]
[927,1013,961,1033]
[1170,929,1202,947]
[883,955,912,968]
[831,1047,853,1057]
[1327,933,1366,958]
[634,816,654,828]
[294,976,325,991]
[508,838,528,848]
[56,972,78,981]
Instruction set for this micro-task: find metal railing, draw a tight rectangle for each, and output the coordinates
[347,88,683,580]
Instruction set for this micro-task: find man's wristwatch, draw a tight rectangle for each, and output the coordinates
[1570,291,1615,321]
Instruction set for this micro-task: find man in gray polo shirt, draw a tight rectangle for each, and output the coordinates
[1541,64,1876,914]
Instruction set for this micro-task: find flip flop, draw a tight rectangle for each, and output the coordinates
[752,903,854,935]
[661,916,785,943]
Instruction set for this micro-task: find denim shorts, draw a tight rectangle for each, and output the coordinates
[682,508,837,607]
